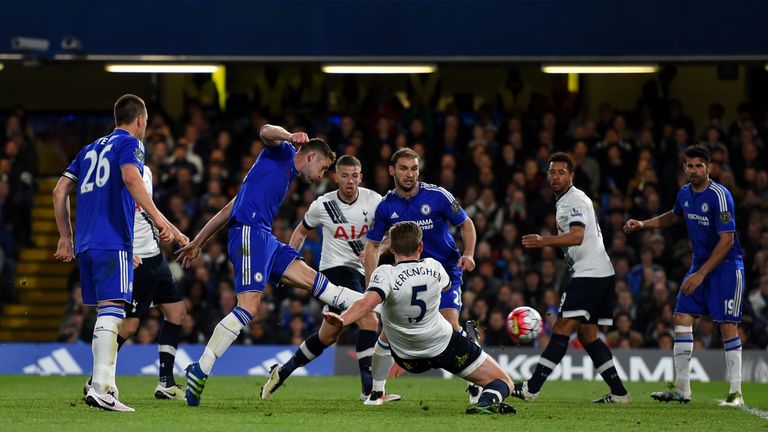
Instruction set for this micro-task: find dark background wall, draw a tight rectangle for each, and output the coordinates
[2,1,767,59]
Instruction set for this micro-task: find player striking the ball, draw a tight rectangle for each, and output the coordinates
[514,152,631,404]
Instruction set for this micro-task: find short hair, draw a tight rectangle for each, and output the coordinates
[684,144,711,163]
[548,151,574,172]
[114,94,146,126]
[389,221,422,255]
[298,138,336,163]
[335,155,361,171]
[390,148,419,166]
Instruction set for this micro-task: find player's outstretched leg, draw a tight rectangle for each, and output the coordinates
[577,325,631,404]
[465,380,516,415]
[464,353,516,415]
[463,320,482,404]
[155,318,185,400]
[261,332,332,399]
[365,335,401,405]
[584,338,631,403]
[186,304,254,406]
[652,323,693,403]
[511,331,570,402]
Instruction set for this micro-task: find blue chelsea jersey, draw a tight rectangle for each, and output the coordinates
[230,141,298,231]
[672,180,743,266]
[367,183,468,271]
[63,129,144,254]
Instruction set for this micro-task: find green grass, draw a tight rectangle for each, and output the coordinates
[0,376,766,431]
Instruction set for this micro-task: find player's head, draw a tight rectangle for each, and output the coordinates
[335,155,362,199]
[683,144,712,187]
[389,148,420,193]
[547,151,574,194]
[114,94,148,140]
[389,221,423,258]
[297,138,336,184]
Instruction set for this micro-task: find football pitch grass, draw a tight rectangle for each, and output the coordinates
[0,376,766,431]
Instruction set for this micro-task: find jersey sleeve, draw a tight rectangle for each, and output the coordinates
[436,187,468,226]
[562,199,587,228]
[266,140,296,160]
[366,200,390,242]
[63,154,80,183]
[118,137,145,172]
[367,266,391,302]
[713,187,736,233]
[673,188,685,217]
[433,259,451,291]
[302,198,323,230]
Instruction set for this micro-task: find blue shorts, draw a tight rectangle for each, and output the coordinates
[675,260,745,322]
[228,224,302,293]
[79,249,133,306]
[439,267,463,311]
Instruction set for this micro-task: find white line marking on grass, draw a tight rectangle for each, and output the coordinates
[715,399,768,420]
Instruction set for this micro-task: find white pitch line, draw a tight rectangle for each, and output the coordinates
[715,399,768,420]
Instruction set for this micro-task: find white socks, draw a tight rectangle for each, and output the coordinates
[92,307,124,395]
[316,283,363,310]
[371,337,393,393]
[199,307,252,375]
[724,336,743,394]
[673,325,693,396]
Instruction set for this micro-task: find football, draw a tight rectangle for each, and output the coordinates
[506,306,543,343]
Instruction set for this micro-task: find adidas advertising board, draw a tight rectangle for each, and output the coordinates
[0,344,332,376]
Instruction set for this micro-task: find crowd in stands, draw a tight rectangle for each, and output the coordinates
[2,72,768,350]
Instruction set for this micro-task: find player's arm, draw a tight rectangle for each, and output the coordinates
[176,197,235,268]
[457,217,476,271]
[681,232,734,295]
[122,164,174,243]
[363,240,381,286]
[289,221,312,251]
[260,124,309,148]
[323,291,382,328]
[522,225,585,249]
[623,210,679,233]
[52,176,76,262]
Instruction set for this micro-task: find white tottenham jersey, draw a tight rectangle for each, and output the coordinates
[554,185,614,278]
[303,187,382,273]
[368,258,453,359]
[133,166,161,259]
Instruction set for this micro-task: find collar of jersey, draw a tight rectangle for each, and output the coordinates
[112,128,131,136]
[689,179,712,194]
[395,259,423,265]
[555,184,574,203]
[336,189,359,205]
[392,182,422,201]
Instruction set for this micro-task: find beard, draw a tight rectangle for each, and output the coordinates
[396,179,415,192]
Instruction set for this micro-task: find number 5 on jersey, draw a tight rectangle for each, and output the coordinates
[81,144,113,193]
[409,285,427,323]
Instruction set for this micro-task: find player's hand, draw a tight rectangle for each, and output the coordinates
[458,255,475,272]
[133,254,143,269]
[175,239,202,268]
[522,234,545,249]
[681,271,705,295]
[54,237,75,262]
[323,311,345,328]
[155,219,174,243]
[623,219,644,233]
[288,132,309,145]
